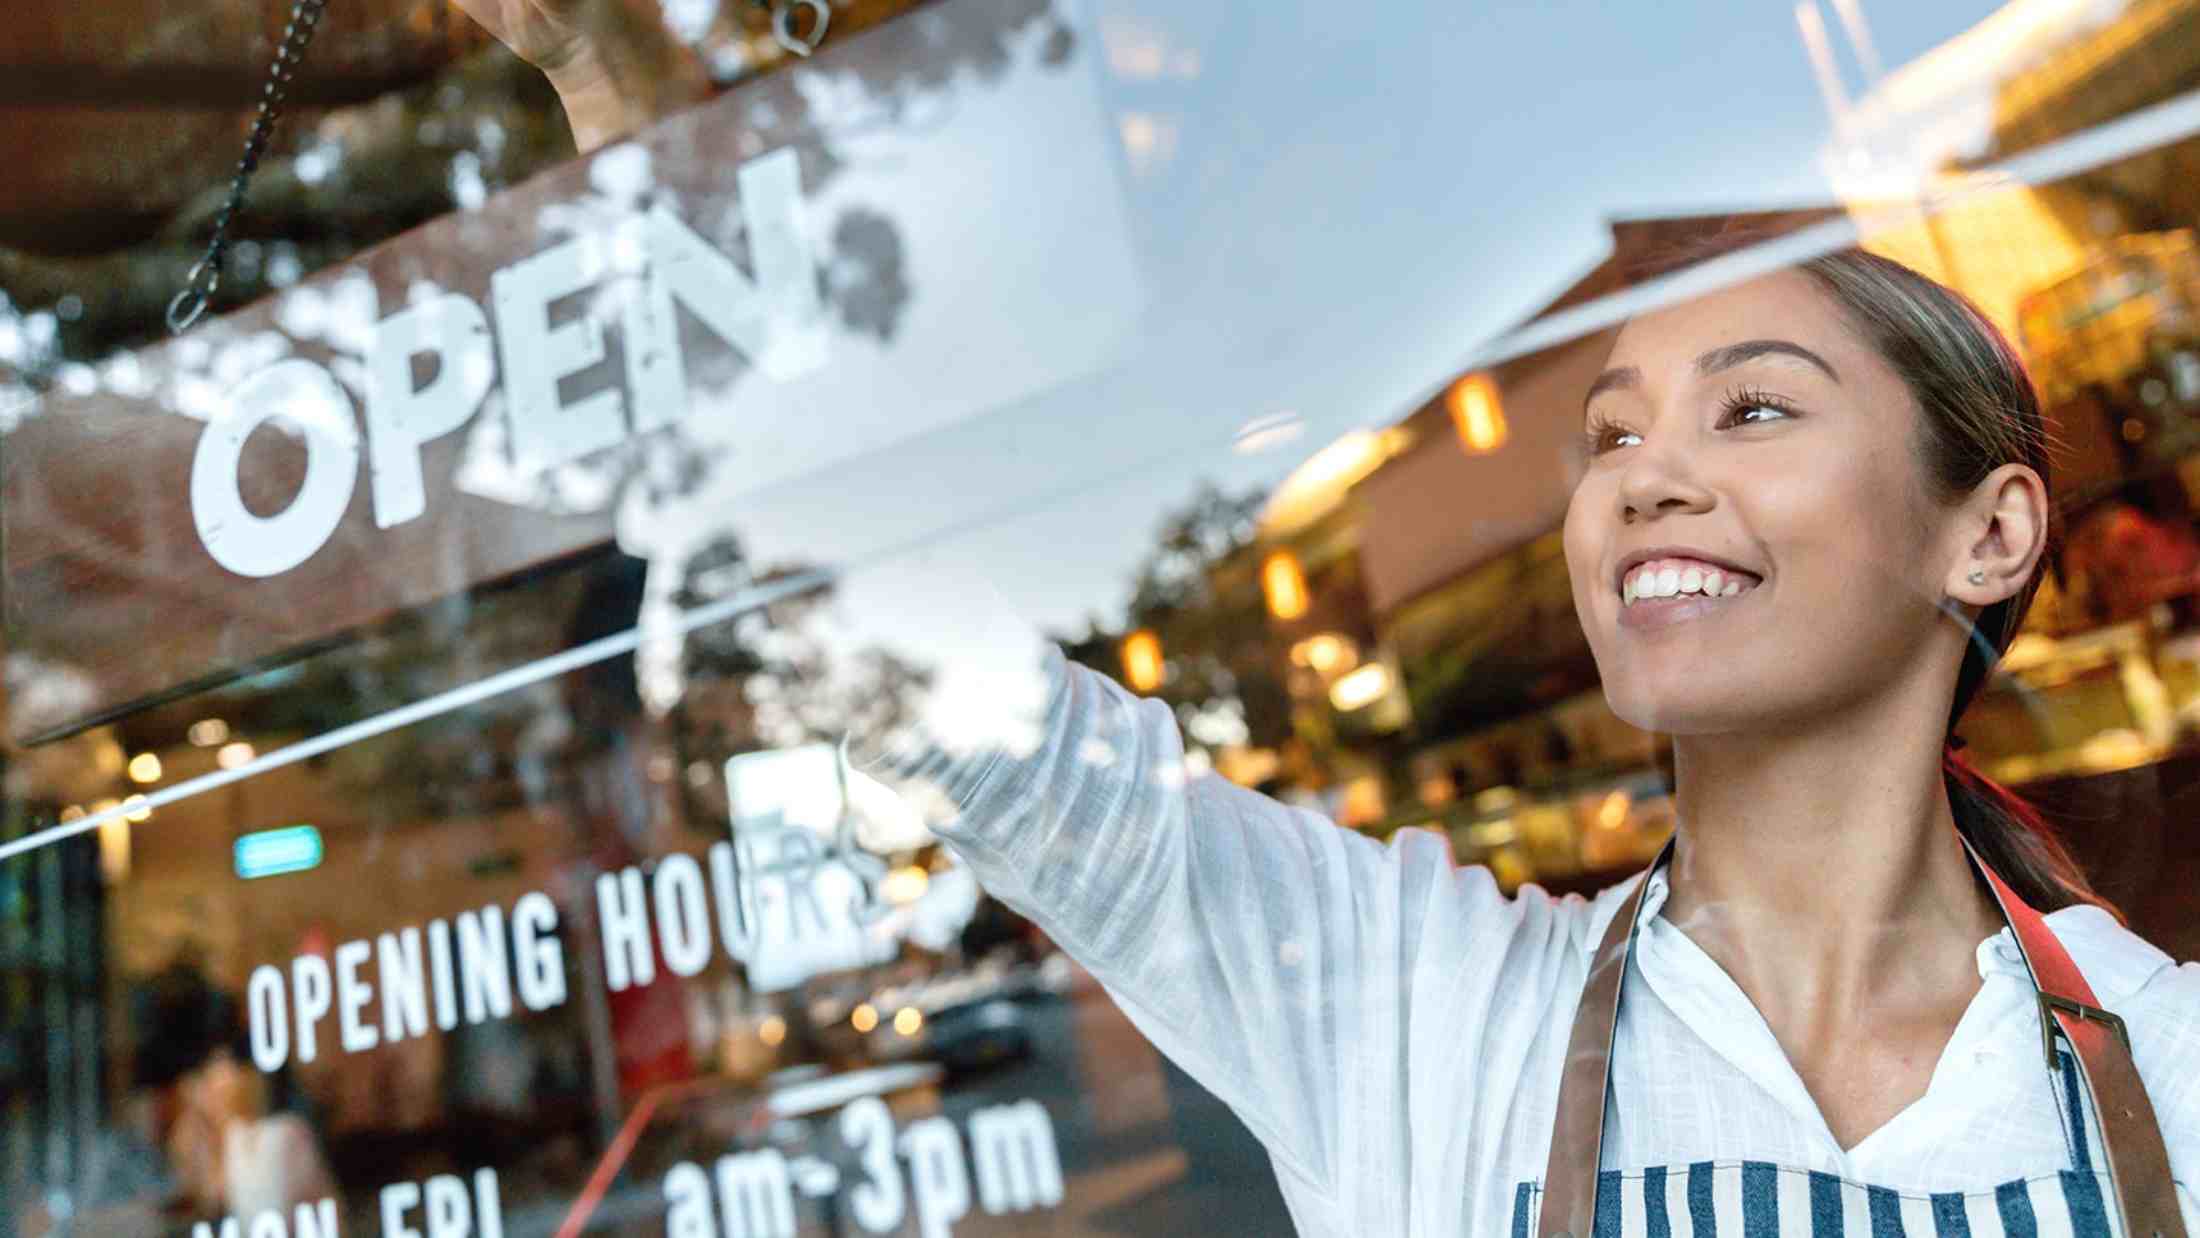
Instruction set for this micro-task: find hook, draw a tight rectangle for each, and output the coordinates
[166,257,219,335]
[772,0,829,57]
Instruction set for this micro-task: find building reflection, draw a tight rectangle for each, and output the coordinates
[1087,1,2200,932]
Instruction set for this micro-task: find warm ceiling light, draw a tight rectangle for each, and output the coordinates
[1260,428,1410,535]
[122,795,153,824]
[1291,633,1357,676]
[128,753,163,784]
[99,819,131,885]
[1448,373,1507,454]
[894,1007,924,1037]
[1121,629,1166,694]
[851,1003,879,1033]
[1329,664,1392,712]
[217,741,257,770]
[188,719,230,747]
[1262,550,1310,621]
[758,1015,787,1047]
[1597,790,1631,831]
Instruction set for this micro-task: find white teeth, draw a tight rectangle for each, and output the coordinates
[1620,561,1759,605]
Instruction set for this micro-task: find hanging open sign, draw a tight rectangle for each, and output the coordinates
[2,0,1140,743]
[190,148,822,578]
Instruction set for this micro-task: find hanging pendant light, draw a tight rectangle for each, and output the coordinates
[1262,549,1310,621]
[1121,629,1166,693]
[1448,372,1507,454]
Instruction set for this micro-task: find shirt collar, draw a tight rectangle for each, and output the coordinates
[1640,865,1672,922]
[1975,903,2173,1005]
[1576,865,1662,959]
[1615,864,2171,1007]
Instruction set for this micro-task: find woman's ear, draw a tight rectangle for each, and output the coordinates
[1946,461,2048,606]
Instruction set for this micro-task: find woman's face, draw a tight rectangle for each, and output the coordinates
[1562,270,1959,736]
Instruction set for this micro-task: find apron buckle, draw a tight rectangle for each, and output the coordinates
[2039,991,2131,1068]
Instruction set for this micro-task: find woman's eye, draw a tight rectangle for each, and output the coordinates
[1583,419,1639,454]
[1720,393,1796,427]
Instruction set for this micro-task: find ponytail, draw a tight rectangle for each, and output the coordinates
[1942,742,2122,922]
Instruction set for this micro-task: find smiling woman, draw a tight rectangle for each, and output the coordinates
[1541,245,2189,1225]
[1569,248,2100,917]
[848,243,2200,1237]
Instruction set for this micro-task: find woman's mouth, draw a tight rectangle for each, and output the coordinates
[1617,557,1762,629]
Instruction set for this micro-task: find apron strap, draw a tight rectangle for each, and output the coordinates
[1535,837,1667,1238]
[1534,833,2187,1238]
[1961,833,2187,1238]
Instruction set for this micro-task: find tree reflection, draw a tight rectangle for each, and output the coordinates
[1056,483,1296,764]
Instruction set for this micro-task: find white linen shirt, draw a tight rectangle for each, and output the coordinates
[855,653,2200,1236]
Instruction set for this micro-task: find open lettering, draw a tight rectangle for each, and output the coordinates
[192,146,825,578]
[246,895,563,1072]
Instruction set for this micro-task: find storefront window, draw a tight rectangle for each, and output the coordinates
[7,0,2200,1234]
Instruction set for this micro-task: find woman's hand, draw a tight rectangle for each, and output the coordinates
[451,0,712,153]
[449,0,605,77]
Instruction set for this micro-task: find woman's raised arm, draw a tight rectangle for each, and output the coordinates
[842,600,1543,1212]
[450,0,712,153]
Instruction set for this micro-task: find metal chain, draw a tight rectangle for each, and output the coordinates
[167,0,329,334]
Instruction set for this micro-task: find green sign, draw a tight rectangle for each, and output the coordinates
[234,825,323,880]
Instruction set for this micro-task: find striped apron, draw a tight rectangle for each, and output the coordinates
[1523,835,2185,1238]
[1509,1051,2118,1237]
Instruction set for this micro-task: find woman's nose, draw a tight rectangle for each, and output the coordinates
[1616,437,1715,523]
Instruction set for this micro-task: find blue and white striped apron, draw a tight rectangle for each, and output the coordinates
[1511,1050,2118,1237]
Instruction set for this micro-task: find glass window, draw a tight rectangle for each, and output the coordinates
[7,1,2200,1233]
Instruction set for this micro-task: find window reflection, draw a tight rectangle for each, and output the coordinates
[8,0,2200,1234]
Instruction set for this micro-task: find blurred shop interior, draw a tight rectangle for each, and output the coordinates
[7,0,2200,1233]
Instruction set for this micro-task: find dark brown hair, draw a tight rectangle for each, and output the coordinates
[1627,225,2116,917]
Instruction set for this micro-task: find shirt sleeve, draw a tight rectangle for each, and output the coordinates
[848,643,1526,1205]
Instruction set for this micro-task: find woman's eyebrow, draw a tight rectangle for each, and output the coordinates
[1584,365,1640,408]
[1695,338,1841,383]
[1582,338,1840,415]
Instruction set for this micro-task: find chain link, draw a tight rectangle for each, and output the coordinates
[167,0,329,334]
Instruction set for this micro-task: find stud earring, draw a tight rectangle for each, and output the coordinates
[1967,569,1986,586]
